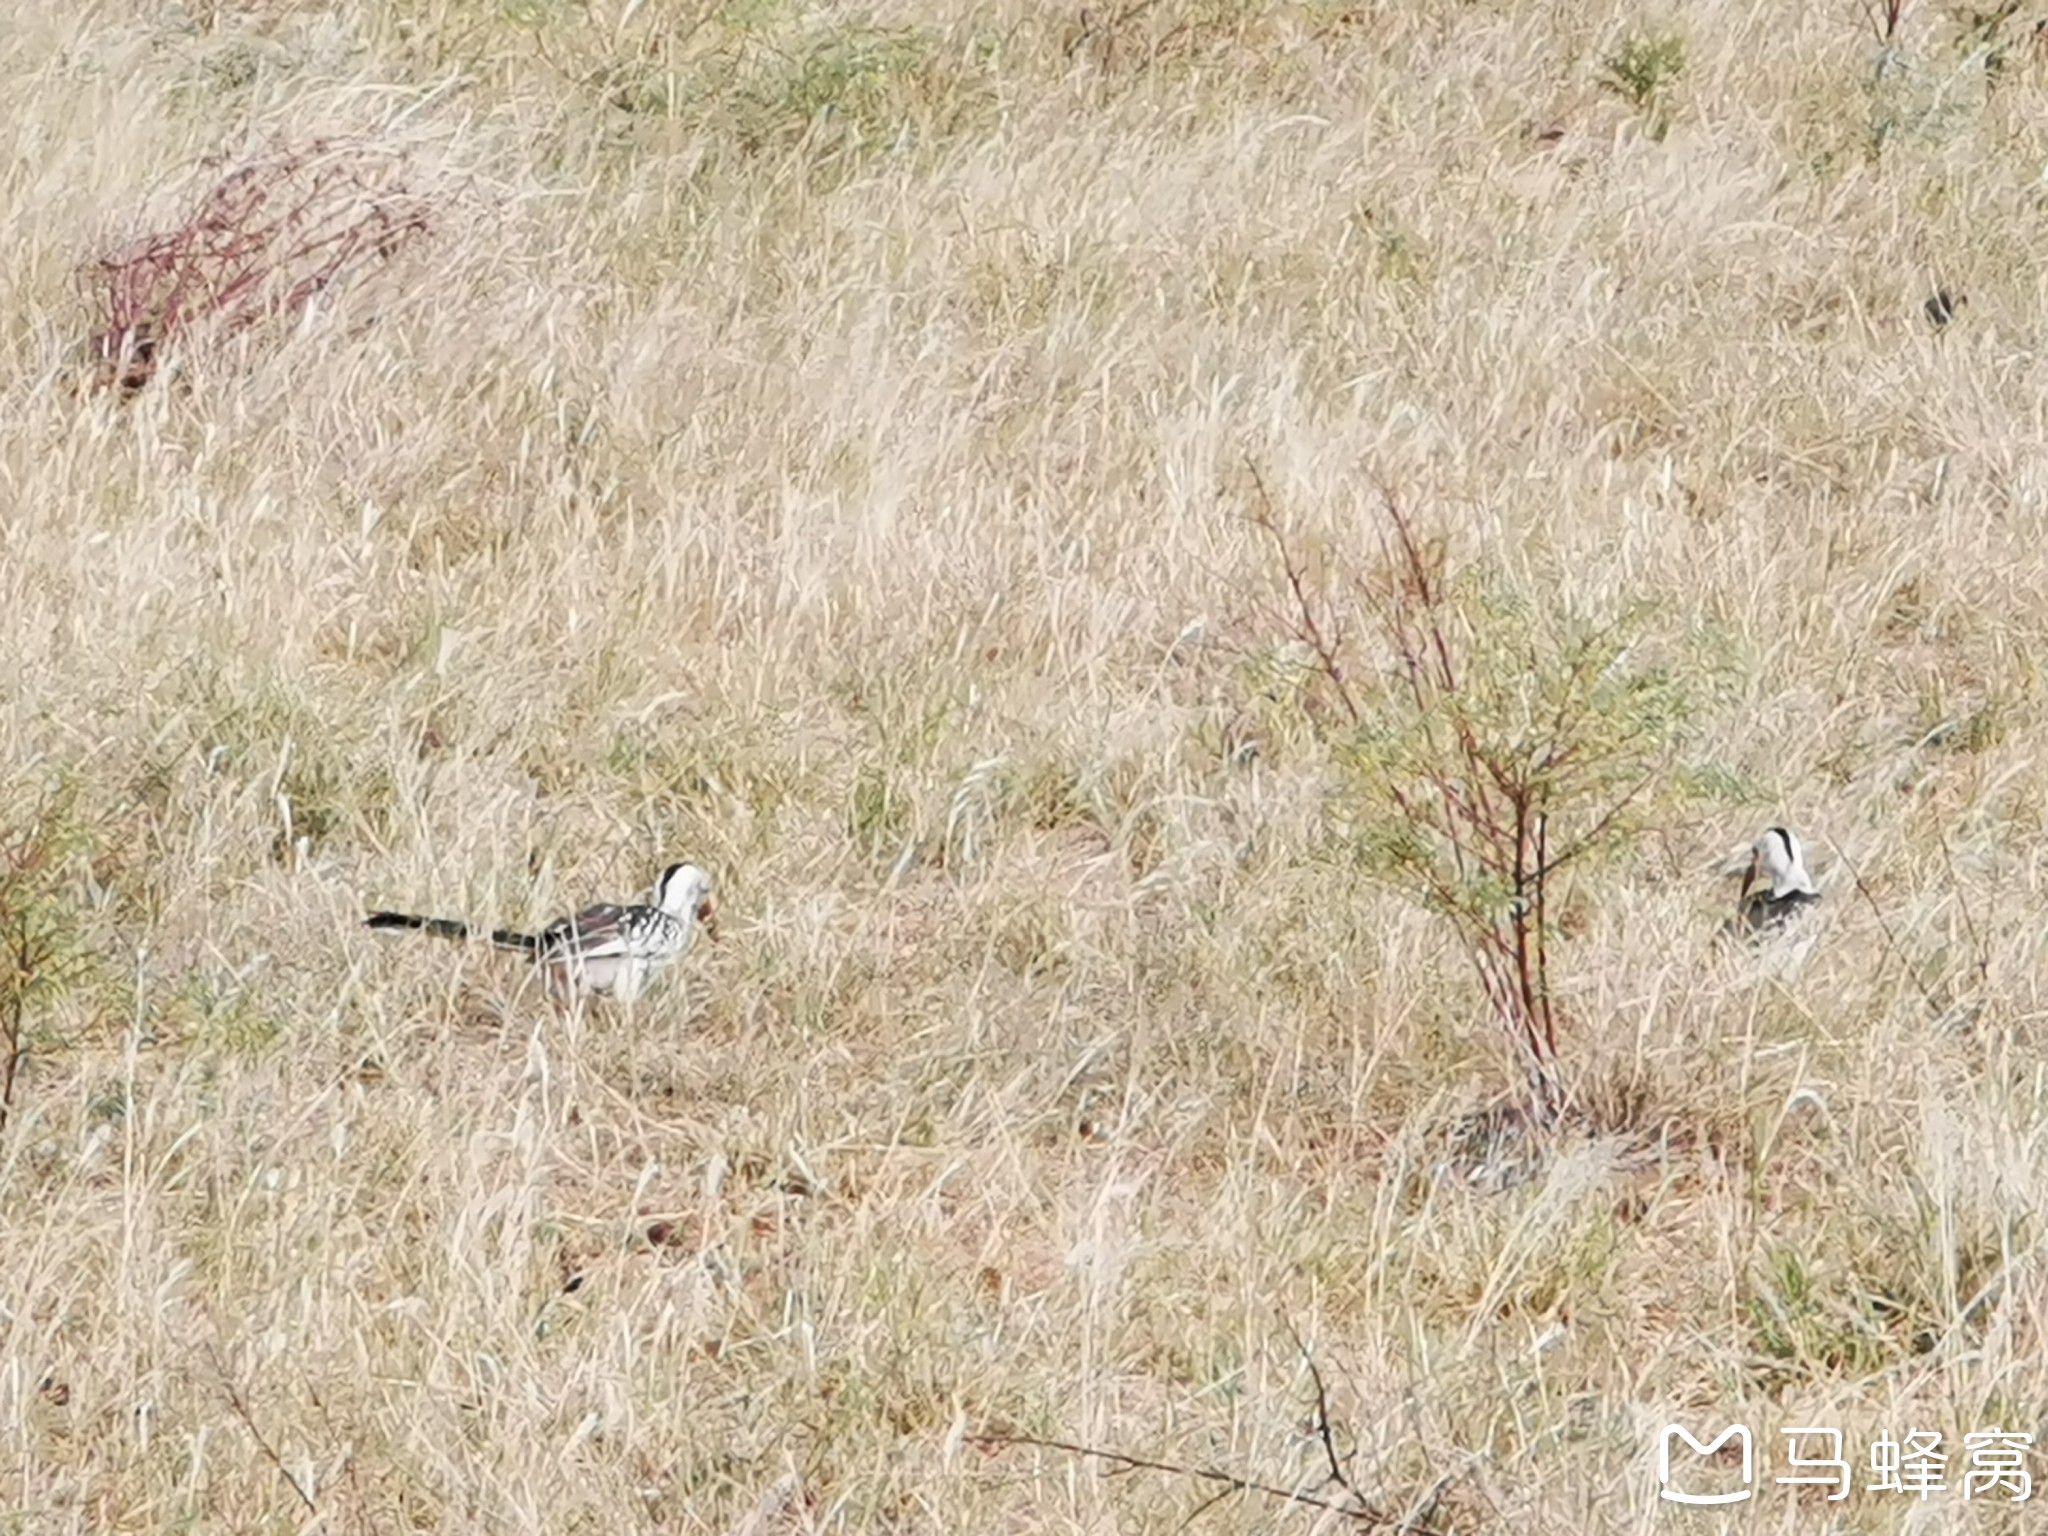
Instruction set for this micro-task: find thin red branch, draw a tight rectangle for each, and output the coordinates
[1244,460,1363,726]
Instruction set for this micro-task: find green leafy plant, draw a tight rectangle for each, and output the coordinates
[1599,31,1685,109]
[1253,479,1695,1114]
[1599,30,1684,137]
[724,23,982,178]
[1742,1246,1918,1388]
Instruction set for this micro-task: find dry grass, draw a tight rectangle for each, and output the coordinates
[4,0,2048,1529]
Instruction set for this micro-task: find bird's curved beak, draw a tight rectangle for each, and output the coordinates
[697,897,719,940]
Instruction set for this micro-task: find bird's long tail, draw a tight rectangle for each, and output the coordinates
[364,911,539,955]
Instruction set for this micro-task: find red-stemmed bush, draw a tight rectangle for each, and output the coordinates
[86,138,431,391]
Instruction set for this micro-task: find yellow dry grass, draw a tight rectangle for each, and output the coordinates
[3,0,2048,1530]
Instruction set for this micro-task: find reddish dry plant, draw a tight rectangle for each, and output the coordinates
[86,138,432,391]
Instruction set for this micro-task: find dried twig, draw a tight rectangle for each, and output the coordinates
[968,1433,1441,1532]
[1283,1317,1356,1500]
[1838,840,1985,1025]
[208,1341,319,1517]
[973,1322,1449,1532]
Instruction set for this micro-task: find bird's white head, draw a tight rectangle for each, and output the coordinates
[1750,826,1818,900]
[653,863,717,937]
